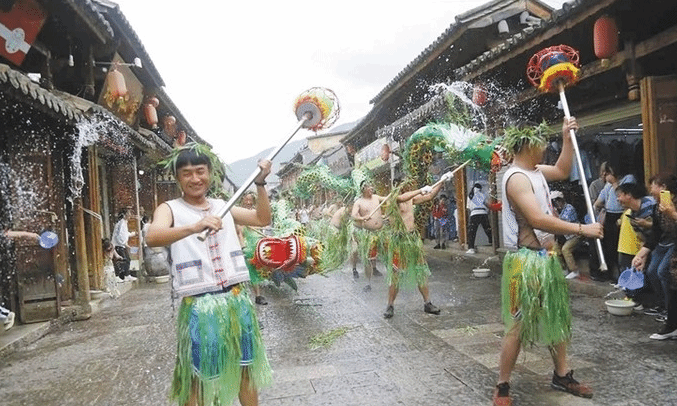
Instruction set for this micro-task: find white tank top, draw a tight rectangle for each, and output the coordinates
[165,198,250,299]
[501,166,555,249]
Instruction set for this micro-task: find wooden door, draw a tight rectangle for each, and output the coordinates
[641,75,677,182]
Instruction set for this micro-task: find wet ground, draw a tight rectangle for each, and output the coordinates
[1,241,676,405]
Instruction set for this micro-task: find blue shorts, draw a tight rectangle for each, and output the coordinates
[188,293,254,378]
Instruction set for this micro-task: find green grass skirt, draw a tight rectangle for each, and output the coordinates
[382,231,431,288]
[171,289,272,405]
[501,248,571,346]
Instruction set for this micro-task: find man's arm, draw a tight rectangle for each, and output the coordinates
[145,203,221,247]
[539,117,577,182]
[507,172,603,238]
[412,182,443,204]
[232,160,272,227]
[5,230,40,242]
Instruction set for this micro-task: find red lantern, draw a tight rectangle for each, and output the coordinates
[472,84,487,106]
[163,115,177,138]
[380,143,391,161]
[593,15,619,60]
[177,130,187,146]
[143,103,158,128]
[148,96,159,108]
[107,68,127,98]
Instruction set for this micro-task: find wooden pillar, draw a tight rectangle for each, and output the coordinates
[455,168,467,248]
[86,148,103,289]
[73,197,91,315]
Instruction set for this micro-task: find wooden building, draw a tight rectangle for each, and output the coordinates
[0,0,205,324]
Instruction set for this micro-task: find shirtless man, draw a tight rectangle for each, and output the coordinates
[383,180,444,318]
[351,181,385,290]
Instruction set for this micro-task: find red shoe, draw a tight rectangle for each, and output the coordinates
[492,382,512,406]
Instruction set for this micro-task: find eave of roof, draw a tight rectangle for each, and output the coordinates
[453,0,592,80]
[369,0,554,105]
[61,0,115,42]
[92,0,165,88]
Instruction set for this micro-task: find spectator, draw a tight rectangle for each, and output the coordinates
[466,183,492,254]
[592,164,636,281]
[551,191,581,279]
[102,239,121,298]
[432,195,449,249]
[111,208,137,282]
[632,173,677,324]
[589,162,608,203]
[616,182,655,272]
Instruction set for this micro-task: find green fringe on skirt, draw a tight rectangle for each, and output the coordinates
[171,289,272,405]
[501,248,571,347]
[382,231,431,288]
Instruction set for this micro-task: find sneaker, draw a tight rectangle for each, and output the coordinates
[551,370,593,398]
[634,304,644,311]
[363,284,371,292]
[644,307,663,316]
[492,382,511,406]
[649,325,677,340]
[126,275,137,281]
[424,302,441,315]
[433,244,441,249]
[372,267,383,277]
[383,305,394,319]
[565,271,580,280]
[116,276,126,283]
[466,248,476,255]
[255,295,268,305]
[352,269,359,280]
[3,311,15,330]
[655,315,667,323]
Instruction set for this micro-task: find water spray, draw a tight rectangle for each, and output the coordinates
[526,45,607,271]
[197,87,340,241]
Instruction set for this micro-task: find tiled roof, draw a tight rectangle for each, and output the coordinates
[369,0,556,105]
[453,0,585,79]
[64,0,115,40]
[0,63,83,121]
[375,94,447,139]
[0,63,170,152]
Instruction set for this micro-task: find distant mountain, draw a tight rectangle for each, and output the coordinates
[225,139,306,188]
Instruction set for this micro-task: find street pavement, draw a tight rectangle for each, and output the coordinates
[1,241,676,405]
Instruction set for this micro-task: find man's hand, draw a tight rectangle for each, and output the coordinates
[419,185,433,195]
[193,215,222,234]
[440,171,453,182]
[562,116,578,141]
[581,223,603,239]
[254,159,272,184]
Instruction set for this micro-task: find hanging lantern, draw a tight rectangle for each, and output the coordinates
[593,15,619,60]
[148,96,159,108]
[472,84,487,106]
[163,115,177,138]
[380,143,391,162]
[143,103,158,128]
[177,130,187,146]
[107,67,127,98]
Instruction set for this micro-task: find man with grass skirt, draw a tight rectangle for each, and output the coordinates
[382,178,445,319]
[492,118,603,406]
[351,180,386,291]
[146,144,272,406]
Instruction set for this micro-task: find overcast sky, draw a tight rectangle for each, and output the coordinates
[113,0,565,166]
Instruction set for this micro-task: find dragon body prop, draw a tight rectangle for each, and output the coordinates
[402,122,504,232]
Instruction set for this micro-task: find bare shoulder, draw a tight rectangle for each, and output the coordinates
[151,203,173,227]
[505,172,533,198]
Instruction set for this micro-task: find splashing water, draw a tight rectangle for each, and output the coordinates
[70,113,130,202]
[429,82,488,132]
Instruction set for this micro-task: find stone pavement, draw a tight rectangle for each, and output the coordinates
[1,242,676,405]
